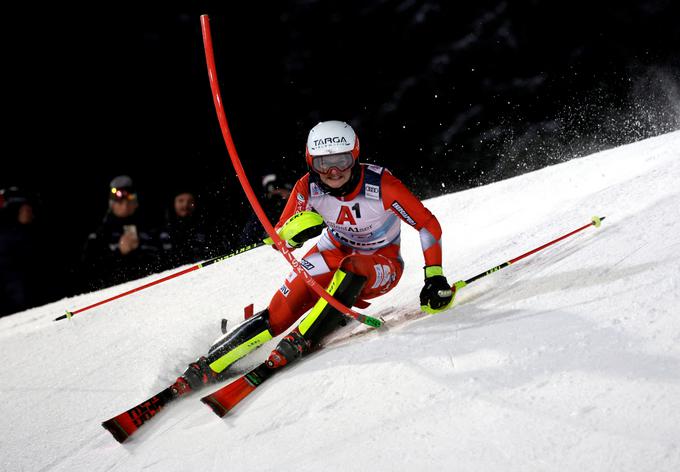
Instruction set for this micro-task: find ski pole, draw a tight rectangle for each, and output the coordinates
[453,216,605,291]
[54,242,265,322]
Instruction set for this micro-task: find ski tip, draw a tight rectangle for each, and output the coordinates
[102,418,132,443]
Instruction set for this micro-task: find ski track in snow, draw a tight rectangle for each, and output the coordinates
[1,131,680,471]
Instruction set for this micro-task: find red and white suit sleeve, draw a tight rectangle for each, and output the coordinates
[381,171,443,267]
[274,174,311,232]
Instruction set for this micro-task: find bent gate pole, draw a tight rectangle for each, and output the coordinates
[200,15,380,328]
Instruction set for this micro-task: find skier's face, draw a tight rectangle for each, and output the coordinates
[111,198,138,218]
[318,166,352,189]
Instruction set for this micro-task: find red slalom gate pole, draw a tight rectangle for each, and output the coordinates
[199,15,380,328]
[453,216,605,290]
[54,242,265,321]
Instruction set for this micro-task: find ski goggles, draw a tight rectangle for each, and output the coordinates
[311,152,355,174]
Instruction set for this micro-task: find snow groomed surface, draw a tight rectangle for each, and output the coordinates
[1,131,679,471]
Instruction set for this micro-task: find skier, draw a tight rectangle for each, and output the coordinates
[179,120,455,390]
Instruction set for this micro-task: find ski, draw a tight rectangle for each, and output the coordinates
[101,377,191,443]
[201,314,394,418]
[101,303,258,442]
[201,361,280,417]
[102,305,386,441]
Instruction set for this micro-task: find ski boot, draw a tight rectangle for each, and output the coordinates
[181,356,224,390]
[170,376,193,397]
[266,329,312,368]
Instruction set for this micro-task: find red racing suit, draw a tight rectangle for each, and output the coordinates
[266,164,443,335]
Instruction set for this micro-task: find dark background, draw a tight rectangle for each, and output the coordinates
[2,0,679,306]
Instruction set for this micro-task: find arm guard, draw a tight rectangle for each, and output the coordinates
[264,211,325,248]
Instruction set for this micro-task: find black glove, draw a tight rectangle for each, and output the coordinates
[420,266,454,314]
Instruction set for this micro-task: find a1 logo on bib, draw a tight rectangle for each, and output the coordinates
[336,204,361,225]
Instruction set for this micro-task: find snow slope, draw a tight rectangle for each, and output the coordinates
[1,131,679,472]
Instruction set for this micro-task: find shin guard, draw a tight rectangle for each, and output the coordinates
[298,269,367,348]
[206,309,274,373]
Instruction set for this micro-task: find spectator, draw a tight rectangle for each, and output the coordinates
[0,187,50,316]
[159,188,215,268]
[80,175,162,291]
[239,173,293,246]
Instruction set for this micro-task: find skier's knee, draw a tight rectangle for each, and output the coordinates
[339,255,373,278]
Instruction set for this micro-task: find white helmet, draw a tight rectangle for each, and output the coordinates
[305,121,360,169]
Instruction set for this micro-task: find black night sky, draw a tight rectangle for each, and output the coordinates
[2,1,679,307]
